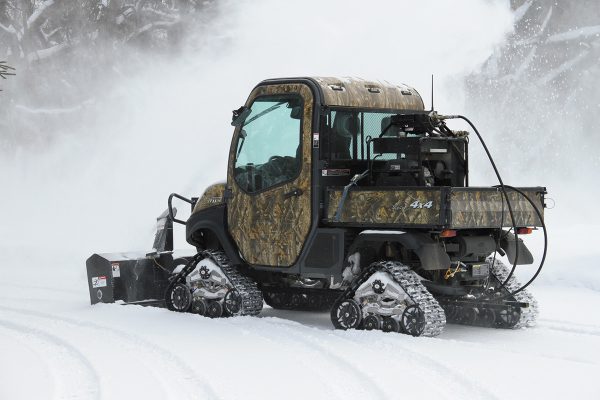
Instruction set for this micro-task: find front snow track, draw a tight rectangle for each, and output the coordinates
[332,261,447,337]
[166,250,263,317]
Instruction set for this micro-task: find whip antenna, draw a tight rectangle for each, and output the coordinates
[430,74,434,111]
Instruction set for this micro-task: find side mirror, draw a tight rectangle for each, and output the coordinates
[231,106,251,127]
[290,105,303,120]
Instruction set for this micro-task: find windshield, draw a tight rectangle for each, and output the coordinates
[233,94,303,193]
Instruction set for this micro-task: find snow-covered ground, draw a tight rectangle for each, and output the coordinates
[1,246,599,400]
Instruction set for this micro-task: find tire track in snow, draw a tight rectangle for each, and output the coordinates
[538,319,600,337]
[259,317,499,400]
[0,318,101,400]
[0,282,80,295]
[281,318,498,400]
[334,329,500,400]
[264,320,387,400]
[0,305,220,400]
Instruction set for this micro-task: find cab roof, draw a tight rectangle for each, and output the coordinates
[310,77,424,110]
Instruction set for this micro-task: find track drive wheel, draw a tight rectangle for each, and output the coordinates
[444,305,459,323]
[307,295,322,310]
[401,305,426,336]
[206,301,223,318]
[479,308,496,326]
[496,306,521,328]
[191,297,207,315]
[224,289,242,316]
[168,283,192,312]
[460,307,479,325]
[363,314,381,331]
[331,299,362,330]
[382,317,400,333]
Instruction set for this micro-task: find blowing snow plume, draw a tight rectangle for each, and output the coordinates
[0,0,514,268]
[466,0,600,288]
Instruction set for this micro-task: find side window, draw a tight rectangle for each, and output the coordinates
[324,110,400,161]
[234,94,303,193]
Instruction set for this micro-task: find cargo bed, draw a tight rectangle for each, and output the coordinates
[325,186,545,229]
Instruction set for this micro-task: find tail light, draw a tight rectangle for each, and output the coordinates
[517,227,533,235]
[440,229,457,238]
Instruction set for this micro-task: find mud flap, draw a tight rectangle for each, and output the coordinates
[501,231,534,265]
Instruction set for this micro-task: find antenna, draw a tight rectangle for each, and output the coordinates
[430,74,434,111]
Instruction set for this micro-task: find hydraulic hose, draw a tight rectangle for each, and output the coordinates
[496,185,548,297]
[434,114,548,299]
[441,115,520,292]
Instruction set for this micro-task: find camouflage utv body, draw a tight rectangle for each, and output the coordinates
[188,77,543,274]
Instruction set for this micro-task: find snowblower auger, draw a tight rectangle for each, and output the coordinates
[87,77,548,337]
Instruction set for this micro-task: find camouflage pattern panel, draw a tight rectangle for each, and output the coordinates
[193,182,226,213]
[227,83,313,267]
[312,77,425,110]
[326,188,444,226]
[449,188,545,229]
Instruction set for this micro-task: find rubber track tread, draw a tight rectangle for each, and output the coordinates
[166,250,263,316]
[488,258,538,328]
[342,261,446,337]
[205,250,263,316]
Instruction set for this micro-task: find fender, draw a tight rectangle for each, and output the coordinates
[186,205,243,265]
[348,230,451,271]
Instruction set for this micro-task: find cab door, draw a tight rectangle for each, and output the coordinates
[227,83,314,267]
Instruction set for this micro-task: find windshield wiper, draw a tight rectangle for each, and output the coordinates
[235,129,247,160]
[243,101,286,126]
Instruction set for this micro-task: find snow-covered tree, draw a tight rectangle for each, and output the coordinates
[0,60,15,81]
[0,0,216,150]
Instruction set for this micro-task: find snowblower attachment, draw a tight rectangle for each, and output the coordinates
[86,208,194,305]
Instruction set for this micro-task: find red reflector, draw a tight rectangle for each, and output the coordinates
[440,229,457,238]
[517,227,533,235]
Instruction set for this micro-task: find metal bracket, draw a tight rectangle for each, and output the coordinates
[168,193,193,225]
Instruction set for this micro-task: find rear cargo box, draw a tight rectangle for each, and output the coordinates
[448,187,544,229]
[325,186,544,229]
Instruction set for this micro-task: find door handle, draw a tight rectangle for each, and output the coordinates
[284,188,303,199]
